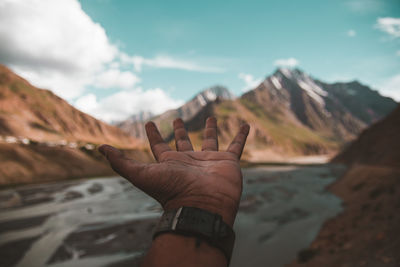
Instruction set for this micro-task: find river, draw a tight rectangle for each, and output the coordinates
[0,164,344,267]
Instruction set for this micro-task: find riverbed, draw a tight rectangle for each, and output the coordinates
[0,164,345,267]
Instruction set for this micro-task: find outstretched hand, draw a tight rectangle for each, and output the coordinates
[99,117,250,226]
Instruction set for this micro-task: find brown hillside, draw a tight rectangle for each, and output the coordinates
[0,64,148,185]
[289,165,400,267]
[0,64,138,148]
[333,105,400,168]
[289,105,400,267]
[178,98,337,159]
[119,99,342,161]
[0,143,152,186]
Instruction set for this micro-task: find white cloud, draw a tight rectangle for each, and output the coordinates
[8,66,91,99]
[0,0,219,121]
[75,93,99,112]
[273,58,300,68]
[0,0,118,99]
[347,29,356,37]
[93,69,140,89]
[120,54,225,73]
[396,50,400,56]
[380,74,400,101]
[75,89,184,122]
[238,73,262,92]
[375,17,400,38]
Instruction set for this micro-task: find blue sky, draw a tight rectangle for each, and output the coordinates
[80,0,400,97]
[0,0,399,121]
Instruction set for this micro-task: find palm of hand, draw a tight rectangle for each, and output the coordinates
[100,117,249,225]
[146,151,242,216]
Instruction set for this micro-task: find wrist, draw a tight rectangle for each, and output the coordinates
[153,206,236,265]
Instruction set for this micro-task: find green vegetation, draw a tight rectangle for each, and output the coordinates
[159,119,174,138]
[10,83,22,93]
[240,98,265,118]
[217,101,237,118]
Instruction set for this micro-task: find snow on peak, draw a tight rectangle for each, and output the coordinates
[270,76,282,90]
[204,90,217,101]
[194,86,234,107]
[279,68,293,78]
[197,86,235,101]
[297,75,328,106]
[196,94,207,106]
[275,68,328,106]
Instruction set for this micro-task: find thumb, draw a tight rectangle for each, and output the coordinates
[98,144,146,181]
[99,144,123,159]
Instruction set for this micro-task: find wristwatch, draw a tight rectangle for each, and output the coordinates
[153,206,235,264]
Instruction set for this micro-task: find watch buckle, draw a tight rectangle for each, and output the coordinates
[171,207,183,230]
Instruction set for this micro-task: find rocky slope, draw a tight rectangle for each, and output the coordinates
[0,64,138,147]
[242,68,396,141]
[289,105,400,267]
[117,68,397,160]
[333,105,400,168]
[0,64,147,185]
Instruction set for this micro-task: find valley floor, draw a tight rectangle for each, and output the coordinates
[0,165,345,267]
[0,140,334,186]
[288,165,400,267]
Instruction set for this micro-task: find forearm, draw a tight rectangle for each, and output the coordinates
[140,204,236,267]
[140,233,227,267]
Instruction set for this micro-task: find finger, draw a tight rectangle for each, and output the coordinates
[202,117,218,151]
[226,123,250,159]
[173,118,194,151]
[98,144,146,180]
[145,122,171,161]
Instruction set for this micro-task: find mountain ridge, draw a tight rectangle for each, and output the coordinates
[116,85,235,140]
[117,68,397,160]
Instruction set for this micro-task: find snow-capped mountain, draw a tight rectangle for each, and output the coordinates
[122,111,154,123]
[116,68,397,158]
[116,85,235,139]
[173,85,235,121]
[242,68,396,141]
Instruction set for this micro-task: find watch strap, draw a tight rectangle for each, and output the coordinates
[153,206,235,264]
